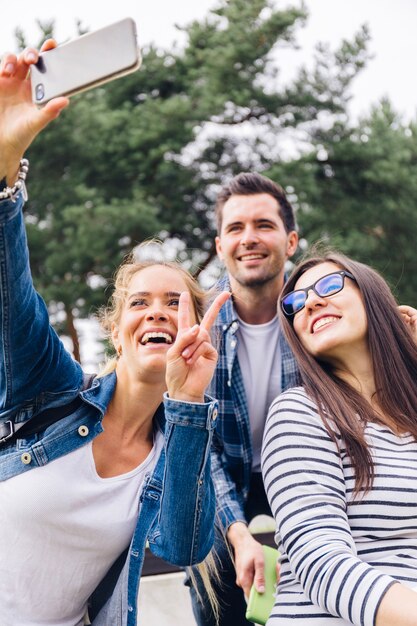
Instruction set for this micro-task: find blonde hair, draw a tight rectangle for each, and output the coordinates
[188,551,221,624]
[97,253,207,376]
[96,250,220,617]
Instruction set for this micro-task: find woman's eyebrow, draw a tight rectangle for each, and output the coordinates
[128,291,182,299]
[128,291,150,299]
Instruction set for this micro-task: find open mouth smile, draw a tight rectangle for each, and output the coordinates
[140,331,174,345]
[311,316,340,334]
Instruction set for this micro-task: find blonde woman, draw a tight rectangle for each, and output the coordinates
[0,45,228,625]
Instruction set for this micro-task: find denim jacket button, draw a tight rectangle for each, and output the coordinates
[21,452,32,465]
[212,408,218,421]
[78,425,89,437]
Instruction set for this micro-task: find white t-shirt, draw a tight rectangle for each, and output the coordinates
[0,430,164,626]
[237,315,282,471]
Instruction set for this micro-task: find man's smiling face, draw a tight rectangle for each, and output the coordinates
[215,193,298,289]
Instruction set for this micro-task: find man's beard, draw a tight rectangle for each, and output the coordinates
[233,267,279,289]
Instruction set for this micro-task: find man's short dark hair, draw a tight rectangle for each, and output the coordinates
[215,172,296,234]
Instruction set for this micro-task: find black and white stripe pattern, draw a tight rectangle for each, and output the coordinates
[262,387,417,625]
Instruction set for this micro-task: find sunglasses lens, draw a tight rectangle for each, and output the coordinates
[315,273,344,297]
[282,290,307,316]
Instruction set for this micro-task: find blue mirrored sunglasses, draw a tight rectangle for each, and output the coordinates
[281,270,356,317]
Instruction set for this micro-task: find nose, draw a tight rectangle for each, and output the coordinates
[145,308,168,322]
[240,225,259,247]
[304,288,327,312]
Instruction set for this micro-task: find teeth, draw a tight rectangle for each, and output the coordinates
[240,254,264,261]
[312,317,339,333]
[141,332,173,345]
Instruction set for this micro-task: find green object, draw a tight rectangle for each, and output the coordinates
[245,545,279,625]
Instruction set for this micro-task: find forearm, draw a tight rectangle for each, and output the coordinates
[376,583,417,626]
[0,193,81,408]
[151,395,218,566]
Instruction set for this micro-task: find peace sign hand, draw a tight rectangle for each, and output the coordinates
[165,291,230,402]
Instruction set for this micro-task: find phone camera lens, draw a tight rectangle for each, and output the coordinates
[35,84,45,101]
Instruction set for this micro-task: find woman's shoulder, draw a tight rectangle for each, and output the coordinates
[266,386,333,436]
[269,386,318,414]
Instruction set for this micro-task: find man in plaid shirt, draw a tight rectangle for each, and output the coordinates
[188,172,300,625]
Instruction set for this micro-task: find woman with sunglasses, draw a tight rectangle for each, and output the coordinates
[0,45,229,625]
[262,251,417,626]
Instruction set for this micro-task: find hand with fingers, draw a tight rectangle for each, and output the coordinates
[0,40,69,183]
[398,305,417,344]
[227,521,267,598]
[166,290,230,403]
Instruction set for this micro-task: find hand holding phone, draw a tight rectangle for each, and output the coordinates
[30,18,141,104]
[245,545,279,625]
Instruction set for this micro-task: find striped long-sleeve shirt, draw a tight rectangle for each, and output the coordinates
[262,387,417,626]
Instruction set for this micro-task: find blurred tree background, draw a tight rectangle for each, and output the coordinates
[15,0,417,362]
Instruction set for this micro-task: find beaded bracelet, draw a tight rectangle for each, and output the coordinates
[0,159,29,202]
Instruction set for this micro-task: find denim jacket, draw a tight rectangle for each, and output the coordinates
[0,192,218,625]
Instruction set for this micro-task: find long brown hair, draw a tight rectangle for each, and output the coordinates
[280,251,417,495]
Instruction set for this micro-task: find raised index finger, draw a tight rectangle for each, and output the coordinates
[201,291,230,333]
[177,291,191,333]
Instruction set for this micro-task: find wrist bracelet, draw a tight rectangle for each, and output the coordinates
[0,159,29,202]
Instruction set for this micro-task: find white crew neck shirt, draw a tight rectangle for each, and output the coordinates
[236,314,282,471]
[0,430,164,626]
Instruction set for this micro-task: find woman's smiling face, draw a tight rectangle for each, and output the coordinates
[111,265,196,376]
[292,262,369,366]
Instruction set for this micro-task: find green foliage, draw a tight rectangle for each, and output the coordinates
[269,101,417,305]
[18,0,377,359]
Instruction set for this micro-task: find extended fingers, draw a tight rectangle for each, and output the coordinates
[0,53,18,76]
[1,46,43,75]
[177,291,191,334]
[201,291,230,333]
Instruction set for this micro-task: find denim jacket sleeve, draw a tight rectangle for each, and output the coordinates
[0,194,82,411]
[147,394,219,566]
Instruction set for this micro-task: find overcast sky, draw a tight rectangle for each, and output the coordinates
[2,0,416,122]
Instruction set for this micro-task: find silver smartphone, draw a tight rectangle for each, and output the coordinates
[30,18,141,104]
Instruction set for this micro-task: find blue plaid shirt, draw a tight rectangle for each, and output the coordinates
[209,275,301,530]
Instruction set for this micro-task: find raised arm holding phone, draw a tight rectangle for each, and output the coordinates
[0,44,228,626]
